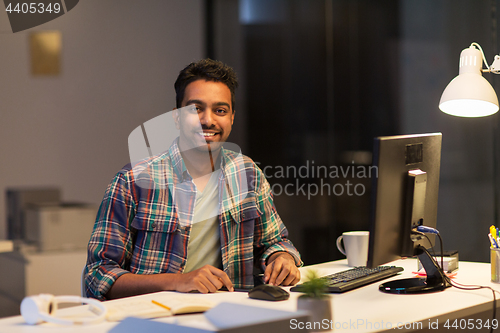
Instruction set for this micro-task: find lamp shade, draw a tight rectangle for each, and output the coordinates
[439,46,499,117]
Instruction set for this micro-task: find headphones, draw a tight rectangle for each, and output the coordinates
[21,294,107,325]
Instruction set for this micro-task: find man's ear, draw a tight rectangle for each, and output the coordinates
[231,109,235,125]
[172,108,180,129]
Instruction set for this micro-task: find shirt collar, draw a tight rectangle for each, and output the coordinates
[168,139,227,181]
[168,138,189,181]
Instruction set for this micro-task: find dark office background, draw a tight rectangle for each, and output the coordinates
[1,0,500,265]
[209,0,500,264]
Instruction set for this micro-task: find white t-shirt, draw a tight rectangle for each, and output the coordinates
[184,169,222,273]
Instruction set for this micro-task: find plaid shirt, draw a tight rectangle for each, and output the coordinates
[85,140,302,300]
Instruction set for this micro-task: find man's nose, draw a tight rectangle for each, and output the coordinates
[199,109,213,126]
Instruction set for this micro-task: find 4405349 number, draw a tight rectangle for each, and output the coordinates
[444,318,498,330]
[5,2,61,14]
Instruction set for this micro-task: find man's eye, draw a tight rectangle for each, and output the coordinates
[215,109,227,114]
[185,105,198,113]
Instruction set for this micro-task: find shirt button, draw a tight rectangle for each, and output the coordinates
[151,223,156,229]
[241,213,246,219]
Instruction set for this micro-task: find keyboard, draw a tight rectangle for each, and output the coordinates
[291,266,404,293]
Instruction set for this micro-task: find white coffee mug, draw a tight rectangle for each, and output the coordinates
[336,231,369,267]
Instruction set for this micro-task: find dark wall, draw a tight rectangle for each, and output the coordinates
[240,1,400,264]
[212,0,500,264]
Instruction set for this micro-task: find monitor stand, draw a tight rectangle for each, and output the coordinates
[379,245,451,294]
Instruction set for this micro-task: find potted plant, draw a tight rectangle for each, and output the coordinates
[296,270,332,331]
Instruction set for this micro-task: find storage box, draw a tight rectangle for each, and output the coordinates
[6,187,61,240]
[0,248,87,317]
[417,250,459,273]
[25,202,97,251]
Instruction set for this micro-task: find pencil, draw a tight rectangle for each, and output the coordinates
[151,300,171,311]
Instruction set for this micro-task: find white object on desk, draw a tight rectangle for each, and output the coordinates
[336,231,369,267]
[1,259,500,332]
[20,294,107,325]
[108,303,311,333]
[204,302,310,330]
[105,294,215,321]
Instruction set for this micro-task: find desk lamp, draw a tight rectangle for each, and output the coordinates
[439,42,500,117]
[439,42,500,238]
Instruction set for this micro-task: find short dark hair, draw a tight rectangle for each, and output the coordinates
[174,59,238,110]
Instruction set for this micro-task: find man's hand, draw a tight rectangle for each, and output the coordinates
[106,265,233,299]
[174,265,234,293]
[264,252,300,286]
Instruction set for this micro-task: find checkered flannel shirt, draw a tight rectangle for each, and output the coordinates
[85,140,302,300]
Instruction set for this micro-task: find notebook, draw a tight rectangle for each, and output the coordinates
[105,294,215,321]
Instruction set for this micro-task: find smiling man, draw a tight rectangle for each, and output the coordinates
[84,59,302,300]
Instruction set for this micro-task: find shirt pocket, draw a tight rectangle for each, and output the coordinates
[228,194,262,223]
[129,205,183,274]
[131,204,179,233]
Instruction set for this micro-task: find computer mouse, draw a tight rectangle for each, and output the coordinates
[248,284,290,301]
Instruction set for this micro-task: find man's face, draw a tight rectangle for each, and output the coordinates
[174,79,235,153]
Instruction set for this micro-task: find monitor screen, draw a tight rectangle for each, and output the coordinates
[366,133,449,294]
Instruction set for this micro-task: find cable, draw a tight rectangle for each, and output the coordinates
[436,232,444,275]
[471,42,492,72]
[412,228,443,269]
[415,225,444,269]
[447,281,497,333]
[417,227,497,333]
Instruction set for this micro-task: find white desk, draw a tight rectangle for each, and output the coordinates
[0,258,499,332]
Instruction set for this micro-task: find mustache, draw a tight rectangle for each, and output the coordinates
[201,124,221,132]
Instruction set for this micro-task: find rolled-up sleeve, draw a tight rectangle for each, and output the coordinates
[85,172,137,300]
[252,171,303,271]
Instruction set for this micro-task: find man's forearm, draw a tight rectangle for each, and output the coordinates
[106,272,179,300]
[267,251,298,265]
[105,265,234,299]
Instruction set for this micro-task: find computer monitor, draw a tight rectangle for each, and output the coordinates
[366,132,450,294]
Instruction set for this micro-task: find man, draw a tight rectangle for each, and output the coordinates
[85,59,302,300]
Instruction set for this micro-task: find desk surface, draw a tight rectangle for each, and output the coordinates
[0,258,498,332]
